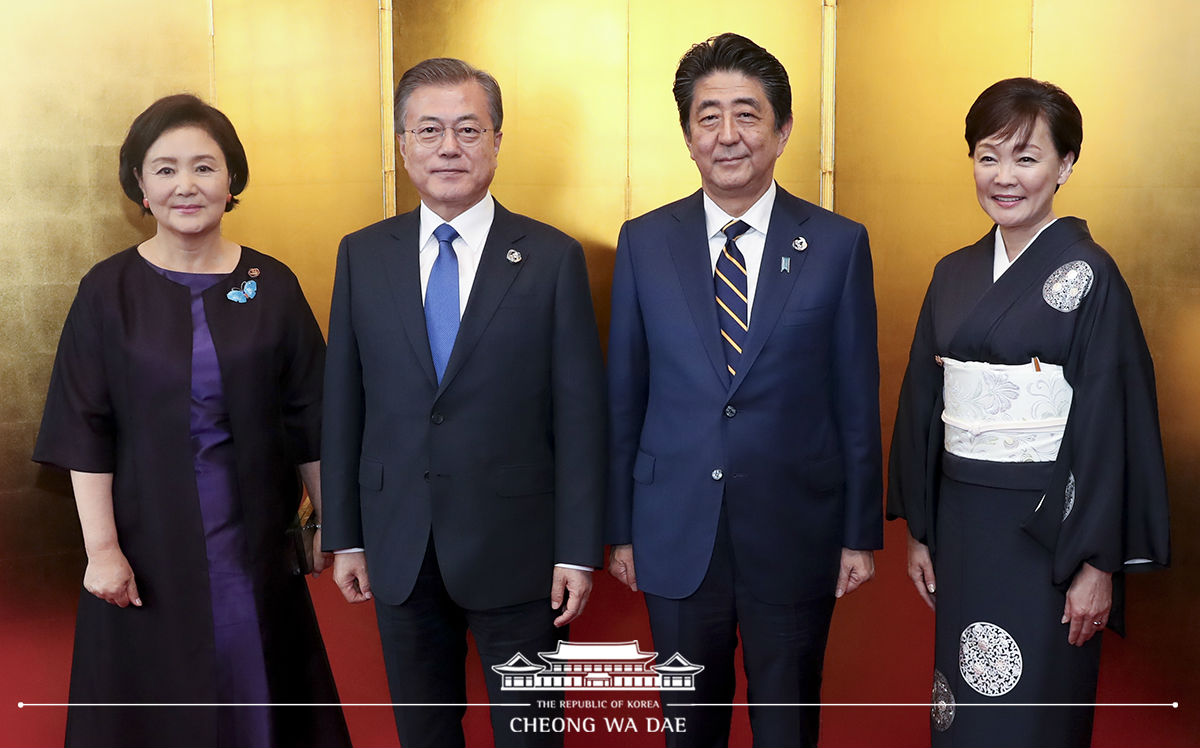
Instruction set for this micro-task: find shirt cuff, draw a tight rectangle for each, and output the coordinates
[554,563,593,572]
[333,547,365,554]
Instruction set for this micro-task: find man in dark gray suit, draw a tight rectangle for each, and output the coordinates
[321,57,606,748]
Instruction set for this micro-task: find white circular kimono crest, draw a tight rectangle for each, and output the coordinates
[1063,471,1076,521]
[931,668,956,731]
[959,622,1023,697]
[1043,261,1094,312]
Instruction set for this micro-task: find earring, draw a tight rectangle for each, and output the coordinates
[142,197,150,209]
[227,193,233,202]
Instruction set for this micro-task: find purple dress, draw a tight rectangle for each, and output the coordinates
[156,266,271,747]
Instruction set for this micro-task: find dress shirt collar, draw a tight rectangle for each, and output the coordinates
[418,192,495,253]
[992,217,1058,282]
[702,181,777,240]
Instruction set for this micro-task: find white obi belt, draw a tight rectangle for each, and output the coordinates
[940,357,1073,463]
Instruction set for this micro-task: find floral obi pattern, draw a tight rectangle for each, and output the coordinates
[940,357,1072,462]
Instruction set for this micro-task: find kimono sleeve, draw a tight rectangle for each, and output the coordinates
[33,278,116,472]
[1029,260,1170,585]
[278,271,326,465]
[886,276,945,549]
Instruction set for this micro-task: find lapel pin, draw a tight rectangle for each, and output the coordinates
[506,249,523,264]
[792,237,807,252]
[781,256,791,273]
[247,267,261,278]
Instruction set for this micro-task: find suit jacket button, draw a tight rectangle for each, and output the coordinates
[724,405,737,418]
[431,412,444,425]
[711,469,723,481]
[423,470,431,482]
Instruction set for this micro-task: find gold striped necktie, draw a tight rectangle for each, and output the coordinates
[715,219,750,377]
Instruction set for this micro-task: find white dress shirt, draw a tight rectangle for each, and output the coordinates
[418,193,495,314]
[702,181,777,323]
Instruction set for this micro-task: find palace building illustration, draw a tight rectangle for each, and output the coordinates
[492,641,704,691]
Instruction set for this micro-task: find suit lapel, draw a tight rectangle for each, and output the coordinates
[435,203,526,395]
[383,210,439,388]
[667,193,731,387]
[730,192,812,393]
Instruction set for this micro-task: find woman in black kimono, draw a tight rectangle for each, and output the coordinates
[888,78,1170,747]
[34,94,351,748]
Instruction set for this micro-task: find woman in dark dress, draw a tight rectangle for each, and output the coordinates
[887,79,1170,747]
[34,94,351,748]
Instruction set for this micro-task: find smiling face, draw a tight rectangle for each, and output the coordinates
[973,116,1075,250]
[685,70,792,215]
[398,81,502,221]
[136,125,231,240]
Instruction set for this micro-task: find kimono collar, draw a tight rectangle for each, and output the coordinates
[993,218,1060,282]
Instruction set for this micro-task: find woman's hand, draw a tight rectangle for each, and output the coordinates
[310,527,333,577]
[1063,561,1111,646]
[84,546,141,608]
[70,471,140,608]
[296,462,332,577]
[907,533,937,611]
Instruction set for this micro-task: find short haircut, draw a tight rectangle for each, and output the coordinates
[394,58,503,133]
[965,77,1083,164]
[672,33,792,136]
[118,94,249,214]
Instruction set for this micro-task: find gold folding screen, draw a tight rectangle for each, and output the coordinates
[392,1,824,338]
[2,1,1195,743]
[212,0,385,325]
[0,0,213,624]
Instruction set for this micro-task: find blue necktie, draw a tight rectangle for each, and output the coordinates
[715,220,750,377]
[425,223,460,382]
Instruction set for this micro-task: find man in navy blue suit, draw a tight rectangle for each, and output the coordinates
[606,34,883,747]
[322,58,606,748]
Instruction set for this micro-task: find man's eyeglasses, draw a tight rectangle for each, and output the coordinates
[404,125,493,147]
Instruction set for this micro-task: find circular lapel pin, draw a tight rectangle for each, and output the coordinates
[247,267,261,278]
[506,249,523,264]
[792,237,807,252]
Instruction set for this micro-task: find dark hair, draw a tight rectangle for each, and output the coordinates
[965,78,1082,164]
[672,33,792,136]
[118,94,249,214]
[394,58,503,134]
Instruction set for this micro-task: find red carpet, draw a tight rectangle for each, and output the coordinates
[3,526,1195,747]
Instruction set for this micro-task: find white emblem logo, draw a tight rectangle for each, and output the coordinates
[493,640,703,691]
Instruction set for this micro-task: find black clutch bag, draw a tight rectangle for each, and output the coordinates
[285,496,319,575]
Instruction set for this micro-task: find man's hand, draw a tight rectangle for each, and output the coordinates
[906,534,937,611]
[835,548,875,598]
[1063,562,1112,646]
[333,551,373,603]
[607,544,638,592]
[551,567,593,627]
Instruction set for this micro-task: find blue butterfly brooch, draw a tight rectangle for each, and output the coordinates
[227,279,258,303]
